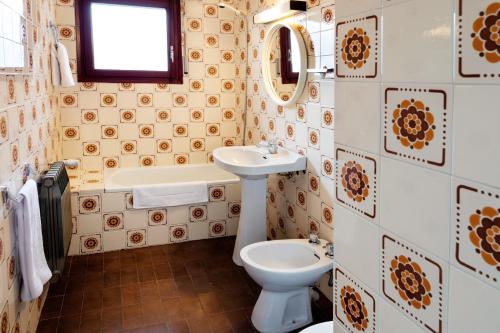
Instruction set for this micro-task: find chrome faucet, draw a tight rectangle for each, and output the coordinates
[325,242,334,259]
[256,138,278,154]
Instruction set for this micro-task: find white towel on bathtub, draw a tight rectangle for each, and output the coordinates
[15,180,52,302]
[132,181,208,208]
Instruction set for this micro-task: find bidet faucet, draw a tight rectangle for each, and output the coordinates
[256,138,278,154]
[325,242,334,259]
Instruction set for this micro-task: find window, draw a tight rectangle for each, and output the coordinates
[76,0,182,83]
[0,0,25,69]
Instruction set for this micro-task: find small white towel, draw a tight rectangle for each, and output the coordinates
[132,181,208,208]
[51,45,61,86]
[15,179,52,302]
[53,42,75,87]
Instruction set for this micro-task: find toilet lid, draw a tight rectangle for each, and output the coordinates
[300,321,333,333]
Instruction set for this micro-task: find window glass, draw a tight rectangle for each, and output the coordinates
[90,3,169,71]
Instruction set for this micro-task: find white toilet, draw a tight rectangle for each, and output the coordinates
[240,239,333,333]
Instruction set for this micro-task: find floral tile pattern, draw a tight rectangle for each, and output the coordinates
[453,179,500,288]
[456,0,500,82]
[383,86,450,170]
[78,194,100,214]
[382,234,446,333]
[127,229,147,247]
[148,209,167,226]
[336,146,377,220]
[334,267,376,333]
[336,14,379,79]
[209,220,226,237]
[103,212,124,231]
[80,234,102,253]
[169,224,188,242]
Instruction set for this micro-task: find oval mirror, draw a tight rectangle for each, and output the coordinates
[262,22,307,106]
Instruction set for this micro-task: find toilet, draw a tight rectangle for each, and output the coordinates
[240,239,333,333]
[300,321,333,333]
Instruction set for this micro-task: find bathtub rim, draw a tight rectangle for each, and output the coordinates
[104,163,240,193]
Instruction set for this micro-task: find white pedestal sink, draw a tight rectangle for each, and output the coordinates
[212,145,306,265]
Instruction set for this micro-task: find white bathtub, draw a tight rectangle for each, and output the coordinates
[104,163,239,192]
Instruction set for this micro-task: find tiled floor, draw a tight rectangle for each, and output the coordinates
[37,237,332,333]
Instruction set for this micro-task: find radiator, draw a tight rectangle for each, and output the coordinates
[38,162,72,277]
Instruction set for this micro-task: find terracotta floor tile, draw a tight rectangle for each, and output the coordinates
[167,320,189,333]
[122,305,144,330]
[121,284,141,306]
[39,237,332,333]
[61,292,84,315]
[103,287,122,308]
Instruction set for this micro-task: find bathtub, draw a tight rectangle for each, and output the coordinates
[104,163,239,192]
[68,163,241,256]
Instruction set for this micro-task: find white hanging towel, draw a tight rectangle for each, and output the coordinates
[55,42,75,87]
[132,181,208,208]
[51,45,61,86]
[15,179,52,302]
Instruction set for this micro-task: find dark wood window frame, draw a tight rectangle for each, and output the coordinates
[75,0,183,83]
[279,27,298,85]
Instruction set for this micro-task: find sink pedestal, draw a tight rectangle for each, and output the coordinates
[233,177,267,266]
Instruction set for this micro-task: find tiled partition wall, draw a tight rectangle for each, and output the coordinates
[245,0,336,300]
[67,180,241,255]
[0,0,62,331]
[56,0,247,174]
[333,0,499,332]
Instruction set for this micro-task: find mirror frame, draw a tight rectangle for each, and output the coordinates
[261,22,307,107]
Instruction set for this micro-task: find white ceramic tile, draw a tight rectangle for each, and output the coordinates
[455,0,500,83]
[453,85,500,188]
[334,265,377,333]
[381,232,448,333]
[382,0,453,83]
[335,145,378,222]
[448,266,500,333]
[334,203,380,292]
[380,157,451,260]
[335,82,380,154]
[452,177,500,289]
[336,0,381,18]
[382,84,452,172]
[336,12,380,81]
[378,297,427,333]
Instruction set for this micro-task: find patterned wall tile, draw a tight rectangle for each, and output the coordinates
[383,86,450,170]
[382,234,447,333]
[127,229,147,247]
[103,212,124,231]
[79,194,101,214]
[209,185,225,201]
[453,179,499,288]
[456,1,500,82]
[169,224,188,242]
[209,220,226,237]
[336,146,378,220]
[335,267,376,333]
[80,234,102,253]
[148,209,167,226]
[336,14,379,79]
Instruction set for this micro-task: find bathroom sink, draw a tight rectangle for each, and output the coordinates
[213,145,306,178]
[212,145,307,266]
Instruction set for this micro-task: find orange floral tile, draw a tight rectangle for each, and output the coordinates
[335,267,376,333]
[382,234,447,333]
[383,86,450,170]
[336,146,377,220]
[453,179,500,288]
[336,14,379,79]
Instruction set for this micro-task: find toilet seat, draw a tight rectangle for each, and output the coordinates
[300,321,333,333]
